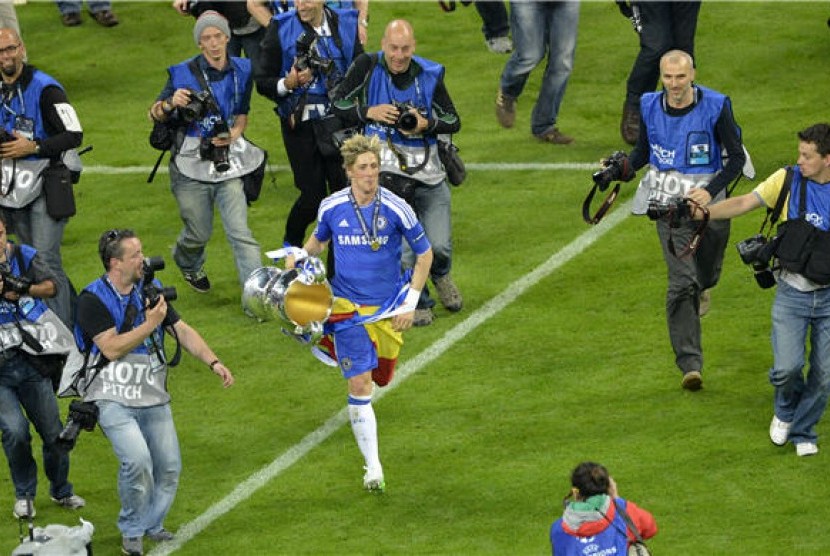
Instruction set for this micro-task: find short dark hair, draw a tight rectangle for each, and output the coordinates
[98,229,137,270]
[570,461,610,498]
[798,123,830,157]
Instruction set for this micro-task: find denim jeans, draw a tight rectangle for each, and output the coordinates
[770,280,830,444]
[500,1,580,136]
[401,180,453,309]
[625,1,701,106]
[3,196,74,327]
[170,166,262,286]
[55,0,112,15]
[0,352,73,500]
[96,401,181,538]
[475,0,510,40]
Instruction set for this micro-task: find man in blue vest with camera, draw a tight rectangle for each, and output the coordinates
[149,11,263,300]
[331,19,462,327]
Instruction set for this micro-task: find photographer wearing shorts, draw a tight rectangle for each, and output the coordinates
[149,11,263,298]
[0,27,83,328]
[331,19,462,327]
[74,229,234,555]
[0,212,86,520]
[254,0,362,257]
[594,50,745,391]
[691,123,830,457]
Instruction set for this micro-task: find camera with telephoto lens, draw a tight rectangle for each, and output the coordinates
[55,399,99,453]
[294,31,334,74]
[392,100,421,133]
[592,151,631,191]
[199,118,231,172]
[0,262,32,296]
[142,256,177,309]
[180,88,215,123]
[736,234,777,289]
[646,196,691,224]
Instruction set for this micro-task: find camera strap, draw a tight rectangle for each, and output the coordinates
[760,166,798,236]
[667,200,709,259]
[582,181,621,225]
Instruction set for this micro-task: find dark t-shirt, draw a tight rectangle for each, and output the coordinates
[76,289,180,343]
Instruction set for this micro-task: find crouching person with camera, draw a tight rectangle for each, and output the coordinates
[594,49,746,391]
[149,11,263,300]
[331,19,462,327]
[74,229,234,555]
[691,123,830,457]
[0,212,86,520]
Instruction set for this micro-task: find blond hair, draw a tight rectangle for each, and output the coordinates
[340,134,381,169]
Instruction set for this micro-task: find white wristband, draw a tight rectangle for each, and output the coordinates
[403,287,421,310]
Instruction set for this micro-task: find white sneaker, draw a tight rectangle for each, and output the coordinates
[796,442,819,457]
[769,415,792,446]
[485,36,513,54]
[13,499,35,519]
[363,467,385,493]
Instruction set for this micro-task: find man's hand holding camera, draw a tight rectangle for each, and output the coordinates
[368,103,427,135]
[284,65,313,91]
[0,130,39,159]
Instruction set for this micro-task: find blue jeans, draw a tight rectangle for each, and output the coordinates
[170,166,262,286]
[55,0,112,15]
[0,352,73,500]
[3,196,74,327]
[475,0,510,40]
[770,281,830,444]
[402,180,453,309]
[500,0,580,136]
[96,401,181,538]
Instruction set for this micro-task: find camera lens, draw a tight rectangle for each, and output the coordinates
[397,112,418,132]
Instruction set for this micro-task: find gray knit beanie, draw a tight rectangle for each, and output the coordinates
[193,10,230,46]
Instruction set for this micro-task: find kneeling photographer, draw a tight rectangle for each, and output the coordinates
[149,11,263,301]
[0,212,86,519]
[592,50,747,392]
[687,123,830,458]
[74,228,234,555]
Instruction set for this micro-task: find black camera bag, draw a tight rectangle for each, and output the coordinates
[379,172,419,204]
[437,136,466,186]
[242,142,269,205]
[41,162,76,220]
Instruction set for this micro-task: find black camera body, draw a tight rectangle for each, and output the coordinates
[199,117,231,173]
[56,400,99,453]
[736,234,777,289]
[180,88,216,123]
[295,31,334,74]
[646,196,691,224]
[142,256,177,309]
[0,263,32,296]
[392,101,421,133]
[0,128,15,144]
[592,151,631,191]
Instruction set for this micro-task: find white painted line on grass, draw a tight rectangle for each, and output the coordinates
[148,201,630,556]
[78,162,597,176]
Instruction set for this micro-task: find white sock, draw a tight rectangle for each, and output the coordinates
[348,395,381,472]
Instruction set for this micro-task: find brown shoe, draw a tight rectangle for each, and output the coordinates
[534,128,574,145]
[495,90,516,128]
[413,308,434,327]
[620,101,640,145]
[433,274,462,312]
[61,12,82,26]
[90,9,119,27]
[682,370,703,391]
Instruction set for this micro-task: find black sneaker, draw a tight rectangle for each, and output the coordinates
[183,269,211,293]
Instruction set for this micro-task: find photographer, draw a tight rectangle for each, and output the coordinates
[0,28,83,328]
[331,19,462,327]
[74,228,234,555]
[594,49,745,391]
[149,11,263,299]
[254,0,362,262]
[551,461,657,554]
[0,212,86,520]
[690,123,830,457]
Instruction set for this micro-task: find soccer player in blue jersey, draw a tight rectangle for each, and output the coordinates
[292,133,432,491]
